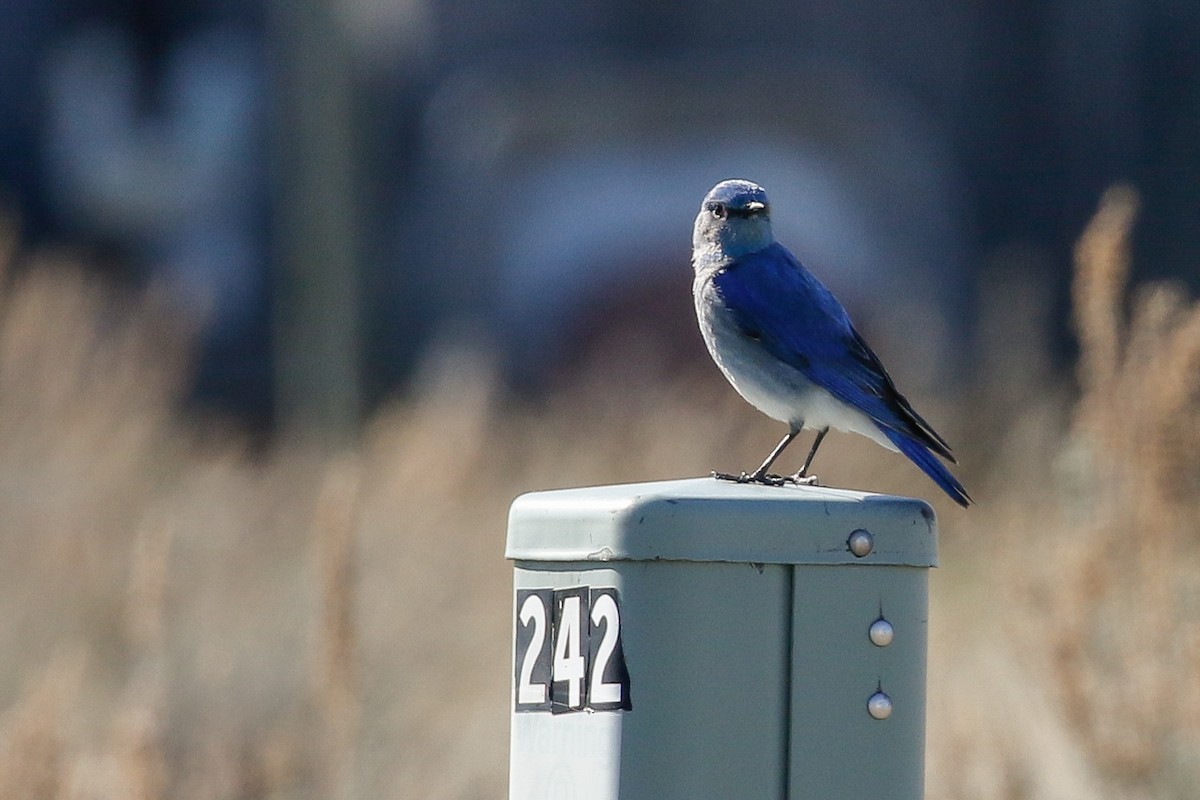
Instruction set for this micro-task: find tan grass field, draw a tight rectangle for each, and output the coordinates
[0,189,1195,798]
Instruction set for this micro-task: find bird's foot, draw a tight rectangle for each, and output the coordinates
[788,473,820,486]
[754,471,788,486]
[712,470,788,486]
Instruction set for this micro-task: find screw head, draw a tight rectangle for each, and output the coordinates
[867,691,892,720]
[848,529,874,557]
[869,618,895,647]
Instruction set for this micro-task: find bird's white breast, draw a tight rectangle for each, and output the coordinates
[692,272,897,451]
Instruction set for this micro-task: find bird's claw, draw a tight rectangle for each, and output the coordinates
[788,473,820,486]
[712,470,787,486]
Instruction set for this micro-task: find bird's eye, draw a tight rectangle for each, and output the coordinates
[707,202,726,219]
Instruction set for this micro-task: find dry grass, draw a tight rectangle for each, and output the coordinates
[927,186,1200,800]
[0,188,1195,798]
[1032,186,1200,794]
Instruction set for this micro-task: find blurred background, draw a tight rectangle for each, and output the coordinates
[0,1,1199,798]
[5,0,1199,425]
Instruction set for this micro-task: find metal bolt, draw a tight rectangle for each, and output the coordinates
[867,691,892,720]
[847,529,874,557]
[869,618,895,647]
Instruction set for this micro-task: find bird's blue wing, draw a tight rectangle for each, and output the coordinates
[713,243,959,465]
[713,244,970,506]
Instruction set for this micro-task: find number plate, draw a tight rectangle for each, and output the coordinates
[514,586,632,713]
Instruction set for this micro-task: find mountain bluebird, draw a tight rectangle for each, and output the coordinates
[692,179,971,507]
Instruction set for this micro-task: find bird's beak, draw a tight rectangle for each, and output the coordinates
[745,201,766,213]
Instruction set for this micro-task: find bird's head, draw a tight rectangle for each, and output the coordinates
[692,179,774,263]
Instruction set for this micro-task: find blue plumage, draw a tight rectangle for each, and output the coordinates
[691,179,971,507]
[883,428,971,508]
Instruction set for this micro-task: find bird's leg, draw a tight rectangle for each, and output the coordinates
[751,429,800,482]
[789,428,828,485]
[713,429,799,486]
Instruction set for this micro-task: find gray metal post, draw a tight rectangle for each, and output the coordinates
[506,478,936,800]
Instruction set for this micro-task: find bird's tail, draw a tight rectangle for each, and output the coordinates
[883,429,972,508]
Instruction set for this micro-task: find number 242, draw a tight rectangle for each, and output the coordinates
[514,587,631,713]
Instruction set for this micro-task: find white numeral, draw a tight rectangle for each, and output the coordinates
[517,594,547,705]
[553,595,585,708]
[589,593,622,705]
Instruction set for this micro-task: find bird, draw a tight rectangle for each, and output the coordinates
[691,179,971,507]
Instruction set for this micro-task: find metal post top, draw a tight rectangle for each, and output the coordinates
[506,478,937,567]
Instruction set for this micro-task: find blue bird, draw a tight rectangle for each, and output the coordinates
[692,179,971,507]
